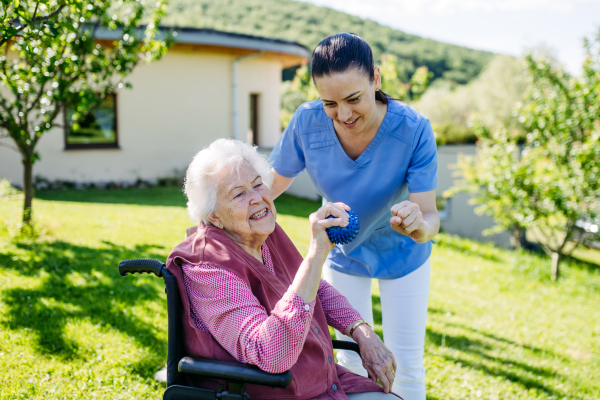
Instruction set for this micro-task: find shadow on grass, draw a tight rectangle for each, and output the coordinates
[427,307,562,360]
[425,309,566,397]
[0,239,168,378]
[372,300,566,397]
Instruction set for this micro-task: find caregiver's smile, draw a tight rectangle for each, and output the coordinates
[315,68,384,137]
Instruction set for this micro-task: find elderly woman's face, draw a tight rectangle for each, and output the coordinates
[209,160,277,247]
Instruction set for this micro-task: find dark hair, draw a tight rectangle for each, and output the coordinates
[311,32,389,104]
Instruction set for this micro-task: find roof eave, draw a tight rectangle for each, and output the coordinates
[94,27,310,59]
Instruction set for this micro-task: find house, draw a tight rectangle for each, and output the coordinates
[0,28,309,186]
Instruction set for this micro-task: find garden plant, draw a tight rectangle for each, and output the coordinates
[448,33,600,280]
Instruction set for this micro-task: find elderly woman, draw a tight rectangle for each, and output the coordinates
[167,139,399,400]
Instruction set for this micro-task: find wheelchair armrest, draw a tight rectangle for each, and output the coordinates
[332,340,361,356]
[119,259,166,277]
[178,357,293,388]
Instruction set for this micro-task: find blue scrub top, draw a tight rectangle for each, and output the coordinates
[270,99,438,279]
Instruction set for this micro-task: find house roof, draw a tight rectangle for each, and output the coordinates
[95,26,311,60]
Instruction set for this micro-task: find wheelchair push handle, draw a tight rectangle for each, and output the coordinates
[119,259,166,277]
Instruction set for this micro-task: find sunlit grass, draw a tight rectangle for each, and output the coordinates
[1,187,599,399]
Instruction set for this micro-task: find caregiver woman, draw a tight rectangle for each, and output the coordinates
[269,33,439,400]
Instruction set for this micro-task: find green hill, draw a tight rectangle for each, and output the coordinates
[163,0,494,85]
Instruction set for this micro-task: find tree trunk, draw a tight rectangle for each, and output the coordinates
[22,156,34,225]
[551,252,562,281]
[510,225,524,249]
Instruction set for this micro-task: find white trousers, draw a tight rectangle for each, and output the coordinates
[323,259,430,400]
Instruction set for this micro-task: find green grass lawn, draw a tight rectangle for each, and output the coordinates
[1,187,599,399]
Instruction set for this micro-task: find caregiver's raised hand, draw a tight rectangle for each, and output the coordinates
[390,200,431,243]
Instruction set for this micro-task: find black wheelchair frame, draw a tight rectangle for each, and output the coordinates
[119,258,363,400]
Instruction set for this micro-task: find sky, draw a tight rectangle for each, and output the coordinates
[299,0,600,75]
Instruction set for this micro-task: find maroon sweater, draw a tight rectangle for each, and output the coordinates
[167,223,386,400]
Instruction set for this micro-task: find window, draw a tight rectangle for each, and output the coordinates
[248,93,259,146]
[437,196,450,220]
[64,94,118,149]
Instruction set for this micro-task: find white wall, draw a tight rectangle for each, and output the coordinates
[437,144,511,247]
[0,49,284,185]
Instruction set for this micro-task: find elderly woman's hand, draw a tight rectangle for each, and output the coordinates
[352,324,396,393]
[290,202,351,303]
[308,202,351,254]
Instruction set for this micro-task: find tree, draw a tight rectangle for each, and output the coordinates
[379,54,433,101]
[0,0,172,227]
[413,55,529,143]
[409,65,433,101]
[447,34,600,281]
[280,64,319,129]
[379,54,409,100]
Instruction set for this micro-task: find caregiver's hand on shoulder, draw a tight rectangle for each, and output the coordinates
[390,200,430,243]
[352,324,396,393]
[308,202,350,254]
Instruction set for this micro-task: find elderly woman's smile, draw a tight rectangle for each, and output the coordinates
[208,160,277,258]
[250,209,268,219]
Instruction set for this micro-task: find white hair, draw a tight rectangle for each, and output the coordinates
[184,138,274,224]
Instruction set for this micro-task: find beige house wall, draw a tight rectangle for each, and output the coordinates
[237,57,282,148]
[0,49,283,185]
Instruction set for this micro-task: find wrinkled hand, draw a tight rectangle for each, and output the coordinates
[390,201,429,243]
[308,202,350,255]
[353,325,396,393]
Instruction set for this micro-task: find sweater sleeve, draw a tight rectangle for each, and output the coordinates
[317,279,363,333]
[181,263,316,373]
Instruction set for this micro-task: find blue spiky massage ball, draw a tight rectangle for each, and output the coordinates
[326,210,360,245]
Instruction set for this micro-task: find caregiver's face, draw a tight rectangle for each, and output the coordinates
[209,160,277,248]
[314,67,380,136]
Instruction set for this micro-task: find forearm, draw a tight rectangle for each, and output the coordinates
[342,319,362,337]
[270,168,295,200]
[182,264,314,374]
[290,247,328,303]
[402,189,439,244]
[318,279,363,333]
[417,211,440,243]
[242,289,315,373]
[350,323,376,342]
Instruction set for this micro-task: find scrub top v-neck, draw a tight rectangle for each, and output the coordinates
[270,99,438,279]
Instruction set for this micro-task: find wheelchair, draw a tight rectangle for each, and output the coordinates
[119,258,363,400]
